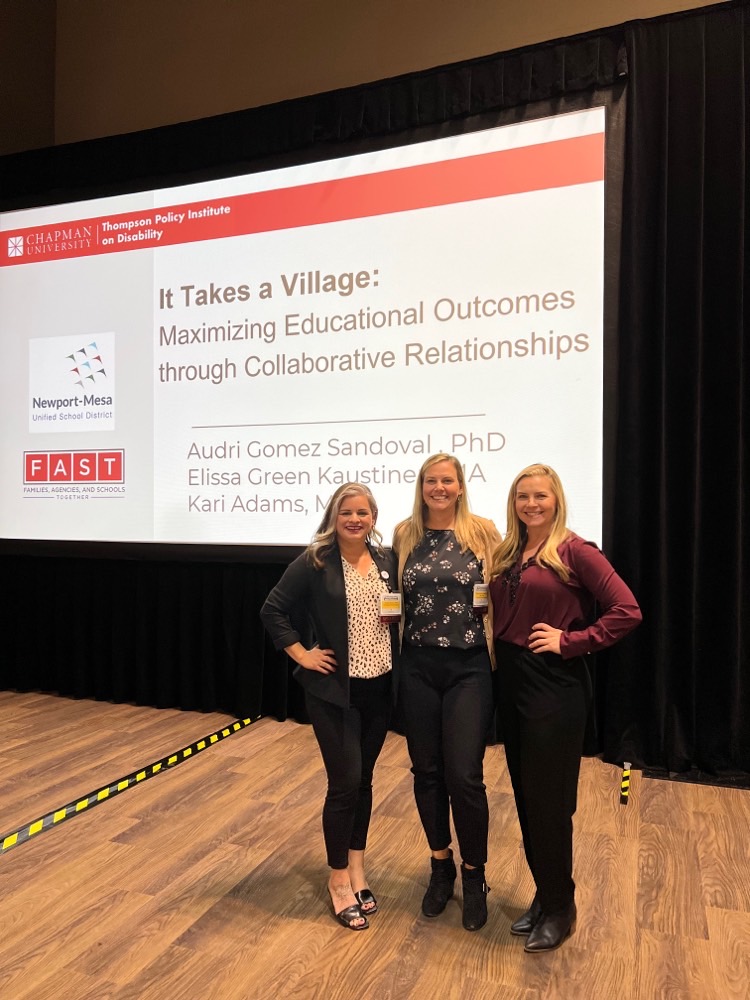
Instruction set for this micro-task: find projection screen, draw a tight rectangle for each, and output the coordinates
[0,107,606,547]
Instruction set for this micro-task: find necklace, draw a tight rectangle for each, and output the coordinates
[502,538,547,606]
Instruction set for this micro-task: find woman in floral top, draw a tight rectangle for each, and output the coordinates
[393,453,500,931]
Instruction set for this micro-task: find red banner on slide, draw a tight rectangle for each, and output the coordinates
[1,133,604,267]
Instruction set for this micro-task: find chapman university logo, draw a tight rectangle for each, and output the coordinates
[7,236,23,258]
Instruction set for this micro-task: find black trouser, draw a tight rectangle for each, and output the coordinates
[400,643,494,868]
[305,672,392,870]
[495,640,592,914]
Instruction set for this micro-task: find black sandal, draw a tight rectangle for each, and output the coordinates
[332,902,369,930]
[354,888,378,915]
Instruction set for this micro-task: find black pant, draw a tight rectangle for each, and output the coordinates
[305,672,392,870]
[400,643,493,868]
[495,640,592,914]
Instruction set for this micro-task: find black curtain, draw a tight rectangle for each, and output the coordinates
[1,554,284,720]
[2,3,749,778]
[606,2,750,775]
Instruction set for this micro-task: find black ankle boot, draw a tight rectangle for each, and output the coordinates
[461,863,490,931]
[510,894,542,936]
[421,850,456,917]
[524,901,576,953]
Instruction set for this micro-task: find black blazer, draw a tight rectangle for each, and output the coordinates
[260,543,399,708]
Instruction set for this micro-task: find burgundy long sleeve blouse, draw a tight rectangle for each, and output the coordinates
[489,533,642,659]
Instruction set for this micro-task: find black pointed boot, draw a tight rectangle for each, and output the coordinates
[461,863,490,931]
[510,894,542,936]
[421,850,457,917]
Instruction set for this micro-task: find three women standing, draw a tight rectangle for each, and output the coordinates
[394,454,500,931]
[489,464,642,953]
[260,483,398,931]
[262,462,641,949]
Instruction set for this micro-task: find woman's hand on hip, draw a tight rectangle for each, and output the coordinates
[528,623,563,655]
[299,647,338,673]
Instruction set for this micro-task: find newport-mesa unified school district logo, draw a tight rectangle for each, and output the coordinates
[8,236,24,258]
[29,332,116,433]
[67,341,108,389]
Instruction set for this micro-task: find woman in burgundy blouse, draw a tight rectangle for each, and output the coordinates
[489,463,641,954]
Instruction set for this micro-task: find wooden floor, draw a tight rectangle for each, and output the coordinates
[0,692,748,1000]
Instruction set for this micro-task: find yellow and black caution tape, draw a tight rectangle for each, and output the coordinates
[620,761,631,805]
[0,715,257,857]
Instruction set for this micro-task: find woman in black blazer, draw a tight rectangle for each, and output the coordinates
[260,482,398,931]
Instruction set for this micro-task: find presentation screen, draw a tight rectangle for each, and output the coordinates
[0,107,605,547]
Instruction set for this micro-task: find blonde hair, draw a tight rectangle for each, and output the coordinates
[489,463,571,581]
[393,453,488,563]
[307,482,383,569]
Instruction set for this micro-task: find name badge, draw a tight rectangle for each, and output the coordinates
[379,592,402,624]
[473,582,489,616]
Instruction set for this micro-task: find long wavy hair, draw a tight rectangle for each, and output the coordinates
[307,482,384,569]
[393,453,487,561]
[489,463,571,581]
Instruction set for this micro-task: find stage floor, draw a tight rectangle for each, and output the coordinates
[0,691,747,999]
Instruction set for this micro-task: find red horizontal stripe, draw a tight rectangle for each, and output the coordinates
[2,132,603,266]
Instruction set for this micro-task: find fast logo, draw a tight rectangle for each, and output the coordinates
[24,450,124,483]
